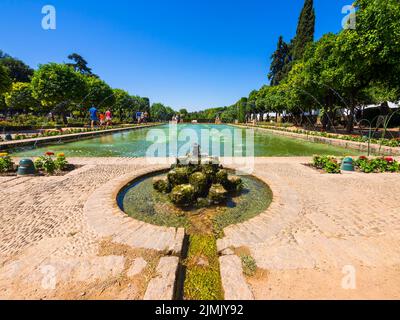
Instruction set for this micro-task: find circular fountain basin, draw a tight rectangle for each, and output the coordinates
[117,170,273,235]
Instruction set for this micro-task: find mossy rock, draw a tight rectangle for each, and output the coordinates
[201,164,219,183]
[153,177,171,193]
[226,175,243,192]
[195,197,210,208]
[208,184,228,204]
[189,171,209,196]
[170,184,196,206]
[167,167,190,187]
[215,169,228,185]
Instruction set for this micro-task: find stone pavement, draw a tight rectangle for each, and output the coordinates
[218,158,400,299]
[0,157,399,299]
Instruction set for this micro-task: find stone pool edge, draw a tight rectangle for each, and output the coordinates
[0,123,162,151]
[231,124,400,156]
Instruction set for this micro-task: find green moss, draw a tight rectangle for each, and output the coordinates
[184,235,224,300]
[215,169,228,184]
[189,171,209,196]
[201,163,218,182]
[226,175,243,192]
[170,184,195,206]
[167,167,190,186]
[153,177,171,193]
[240,255,257,277]
[208,184,227,204]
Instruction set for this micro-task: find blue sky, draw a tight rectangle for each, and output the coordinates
[0,0,350,111]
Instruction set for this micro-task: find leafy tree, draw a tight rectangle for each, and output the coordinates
[141,97,151,113]
[293,0,315,61]
[83,76,114,110]
[31,63,87,122]
[165,106,176,120]
[268,36,292,86]
[0,50,10,59]
[237,97,248,123]
[112,89,133,120]
[4,82,40,113]
[0,65,11,95]
[150,103,168,121]
[0,56,34,83]
[179,108,189,120]
[0,94,6,112]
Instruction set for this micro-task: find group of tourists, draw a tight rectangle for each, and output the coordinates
[89,106,112,129]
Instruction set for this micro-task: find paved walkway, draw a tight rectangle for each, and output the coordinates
[219,158,400,299]
[0,157,399,299]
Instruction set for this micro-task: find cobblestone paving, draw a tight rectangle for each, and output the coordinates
[0,158,178,299]
[0,157,399,299]
[218,158,400,299]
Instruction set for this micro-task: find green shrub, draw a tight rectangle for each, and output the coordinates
[0,154,14,173]
[34,154,56,174]
[312,155,341,174]
[356,156,400,173]
[54,153,68,171]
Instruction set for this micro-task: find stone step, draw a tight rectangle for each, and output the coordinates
[144,256,179,300]
[219,255,254,300]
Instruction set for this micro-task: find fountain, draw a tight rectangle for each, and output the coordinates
[153,144,243,207]
[117,144,273,300]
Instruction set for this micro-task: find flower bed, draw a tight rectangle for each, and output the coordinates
[253,124,400,148]
[0,152,77,176]
[311,155,400,174]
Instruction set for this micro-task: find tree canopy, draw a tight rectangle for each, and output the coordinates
[4,82,40,113]
[0,65,11,95]
[31,63,87,117]
[292,0,315,61]
[0,55,34,83]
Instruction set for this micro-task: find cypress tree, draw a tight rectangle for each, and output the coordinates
[293,0,315,61]
[268,36,292,86]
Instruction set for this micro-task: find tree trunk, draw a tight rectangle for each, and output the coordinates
[346,105,355,133]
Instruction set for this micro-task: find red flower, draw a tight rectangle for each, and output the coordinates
[384,157,394,163]
[45,152,55,156]
[359,156,368,160]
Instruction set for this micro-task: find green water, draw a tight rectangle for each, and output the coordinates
[117,171,273,232]
[11,124,361,157]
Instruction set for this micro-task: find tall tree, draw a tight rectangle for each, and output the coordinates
[237,97,248,123]
[268,36,291,86]
[67,53,95,76]
[0,56,34,83]
[0,65,11,95]
[293,0,315,61]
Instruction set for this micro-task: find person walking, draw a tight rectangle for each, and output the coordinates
[89,106,98,129]
[105,109,112,127]
[99,112,105,126]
